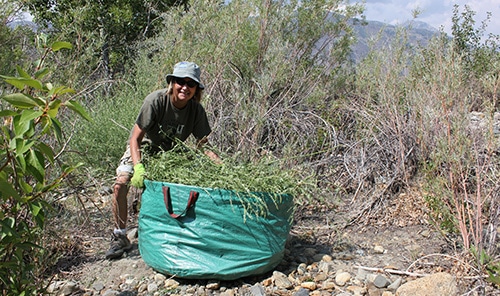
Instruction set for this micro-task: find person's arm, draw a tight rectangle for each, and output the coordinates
[129,124,147,188]
[197,136,221,163]
[130,123,146,165]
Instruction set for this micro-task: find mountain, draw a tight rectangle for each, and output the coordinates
[350,18,441,62]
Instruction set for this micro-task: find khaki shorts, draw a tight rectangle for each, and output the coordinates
[116,145,133,180]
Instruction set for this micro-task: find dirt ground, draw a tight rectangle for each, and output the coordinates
[48,186,498,295]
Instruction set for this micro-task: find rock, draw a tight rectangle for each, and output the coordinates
[297,263,307,275]
[262,277,273,286]
[322,280,336,290]
[318,261,332,273]
[250,283,266,296]
[102,290,120,296]
[335,271,351,286]
[314,272,328,281]
[347,285,367,296]
[388,277,402,291]
[293,288,310,296]
[60,281,79,295]
[92,282,105,291]
[301,281,317,290]
[153,273,166,282]
[396,272,458,296]
[356,267,369,281]
[373,274,391,288]
[373,245,385,254]
[273,271,293,289]
[165,278,179,288]
[147,283,158,293]
[206,281,220,290]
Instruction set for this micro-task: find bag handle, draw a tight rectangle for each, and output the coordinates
[162,186,199,219]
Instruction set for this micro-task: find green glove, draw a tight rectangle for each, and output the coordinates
[130,163,145,188]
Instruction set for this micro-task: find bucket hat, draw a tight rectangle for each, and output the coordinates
[166,61,204,89]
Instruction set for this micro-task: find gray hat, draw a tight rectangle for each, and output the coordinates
[166,61,204,89]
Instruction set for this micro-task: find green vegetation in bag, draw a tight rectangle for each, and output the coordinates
[143,143,315,200]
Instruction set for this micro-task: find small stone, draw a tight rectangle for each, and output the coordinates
[322,254,333,262]
[61,281,79,296]
[273,271,293,289]
[335,272,351,286]
[314,272,328,281]
[92,282,105,291]
[301,281,317,290]
[387,277,402,291]
[147,283,158,293]
[420,230,431,237]
[356,268,369,281]
[373,274,390,288]
[250,284,266,296]
[138,283,148,293]
[373,245,385,254]
[297,263,307,275]
[293,288,310,296]
[207,281,220,290]
[318,261,332,273]
[154,273,166,282]
[322,281,336,290]
[165,279,180,288]
[347,285,367,296]
[102,290,119,296]
[221,289,236,296]
[382,292,395,296]
[262,277,273,286]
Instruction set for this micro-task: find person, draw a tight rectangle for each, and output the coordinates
[106,61,220,260]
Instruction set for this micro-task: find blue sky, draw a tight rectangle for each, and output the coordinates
[356,0,500,36]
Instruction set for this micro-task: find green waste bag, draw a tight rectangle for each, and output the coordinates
[138,179,294,280]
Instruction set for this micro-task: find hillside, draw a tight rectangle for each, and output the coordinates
[351,19,440,61]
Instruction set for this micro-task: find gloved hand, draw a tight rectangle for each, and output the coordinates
[130,163,145,188]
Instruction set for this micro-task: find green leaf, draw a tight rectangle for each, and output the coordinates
[0,110,18,117]
[51,41,73,52]
[64,100,92,121]
[34,68,49,80]
[21,109,43,122]
[1,77,43,90]
[16,66,31,79]
[12,113,34,138]
[47,99,61,118]
[27,148,45,183]
[51,117,63,142]
[19,179,33,195]
[48,85,75,97]
[16,153,27,172]
[0,217,16,238]
[0,180,20,201]
[1,93,40,108]
[36,142,54,164]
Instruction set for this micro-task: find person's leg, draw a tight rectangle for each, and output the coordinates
[113,175,129,231]
[106,147,134,260]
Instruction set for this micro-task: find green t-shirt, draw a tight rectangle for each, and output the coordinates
[134,89,212,153]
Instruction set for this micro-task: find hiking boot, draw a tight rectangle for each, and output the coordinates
[105,233,132,260]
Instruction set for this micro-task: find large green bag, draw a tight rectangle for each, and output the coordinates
[138,179,294,280]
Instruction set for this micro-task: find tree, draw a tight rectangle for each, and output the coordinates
[0,0,33,78]
[21,0,187,81]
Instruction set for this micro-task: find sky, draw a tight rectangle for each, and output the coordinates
[355,0,500,37]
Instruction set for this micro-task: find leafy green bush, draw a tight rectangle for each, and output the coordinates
[0,40,90,294]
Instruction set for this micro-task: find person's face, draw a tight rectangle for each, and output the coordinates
[171,77,198,108]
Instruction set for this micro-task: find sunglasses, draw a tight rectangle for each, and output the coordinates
[174,77,198,88]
